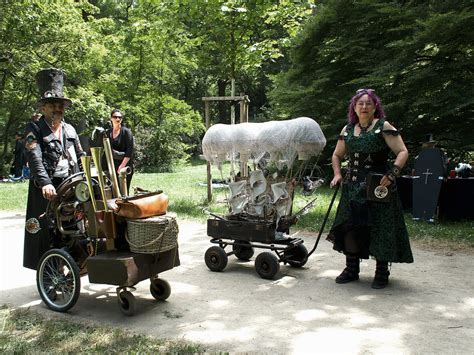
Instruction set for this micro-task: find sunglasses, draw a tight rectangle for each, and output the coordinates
[356,88,375,94]
[112,115,122,119]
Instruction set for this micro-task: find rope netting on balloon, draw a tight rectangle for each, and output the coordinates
[202,117,327,219]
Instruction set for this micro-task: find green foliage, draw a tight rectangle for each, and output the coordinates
[1,0,472,175]
[270,0,474,165]
[66,86,110,134]
[134,96,205,172]
[0,0,105,170]
[179,0,314,122]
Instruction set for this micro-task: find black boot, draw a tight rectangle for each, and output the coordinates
[335,255,360,284]
[372,260,390,289]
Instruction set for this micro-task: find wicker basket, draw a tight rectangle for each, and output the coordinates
[126,213,179,254]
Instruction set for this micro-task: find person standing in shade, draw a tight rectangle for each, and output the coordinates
[106,109,134,191]
[10,131,25,178]
[327,88,413,289]
[23,68,84,270]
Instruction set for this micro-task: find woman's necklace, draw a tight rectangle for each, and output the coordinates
[358,120,374,135]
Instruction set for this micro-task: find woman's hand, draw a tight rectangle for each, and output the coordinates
[42,184,57,200]
[330,174,343,188]
[117,163,126,175]
[379,175,393,187]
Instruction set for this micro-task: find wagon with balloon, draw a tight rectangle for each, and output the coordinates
[202,117,327,279]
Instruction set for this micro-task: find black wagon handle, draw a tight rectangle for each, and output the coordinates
[307,183,340,258]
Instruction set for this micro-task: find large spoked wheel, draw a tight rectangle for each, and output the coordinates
[150,278,171,301]
[255,252,280,280]
[36,248,81,312]
[118,290,136,316]
[205,246,228,272]
[233,240,254,261]
[284,244,309,268]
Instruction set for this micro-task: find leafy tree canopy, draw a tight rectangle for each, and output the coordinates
[270,0,474,165]
[1,0,471,174]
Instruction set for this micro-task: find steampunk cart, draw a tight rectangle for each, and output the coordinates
[204,170,316,279]
[204,180,340,280]
[200,117,329,279]
[205,217,309,279]
[204,178,317,280]
[29,141,179,316]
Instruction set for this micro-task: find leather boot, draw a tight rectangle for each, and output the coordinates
[372,260,390,289]
[335,255,360,284]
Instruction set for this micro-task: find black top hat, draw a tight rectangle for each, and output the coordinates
[35,68,72,107]
[422,134,437,144]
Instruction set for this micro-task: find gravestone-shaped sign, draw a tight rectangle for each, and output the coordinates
[412,148,446,222]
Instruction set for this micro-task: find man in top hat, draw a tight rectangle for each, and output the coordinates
[23,68,85,270]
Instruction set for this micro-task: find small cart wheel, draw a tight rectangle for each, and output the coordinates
[255,252,280,280]
[118,290,136,316]
[205,246,228,272]
[150,278,171,301]
[36,248,81,312]
[285,244,309,268]
[233,240,254,261]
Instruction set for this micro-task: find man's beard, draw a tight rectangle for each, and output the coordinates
[52,112,64,120]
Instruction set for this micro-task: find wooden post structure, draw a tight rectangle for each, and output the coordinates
[204,100,212,202]
[202,95,250,202]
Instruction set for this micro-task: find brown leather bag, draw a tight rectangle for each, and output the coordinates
[115,191,168,219]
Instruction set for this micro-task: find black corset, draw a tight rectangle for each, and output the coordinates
[347,151,388,183]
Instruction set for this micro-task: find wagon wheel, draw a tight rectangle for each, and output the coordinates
[284,244,309,268]
[255,252,280,280]
[118,290,136,316]
[204,246,228,272]
[36,248,81,312]
[232,240,254,261]
[150,278,171,301]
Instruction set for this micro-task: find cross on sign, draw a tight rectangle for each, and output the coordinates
[422,168,433,184]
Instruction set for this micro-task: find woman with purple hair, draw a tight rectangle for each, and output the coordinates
[327,89,413,289]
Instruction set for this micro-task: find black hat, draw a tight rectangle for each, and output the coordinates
[35,68,72,107]
[422,134,437,144]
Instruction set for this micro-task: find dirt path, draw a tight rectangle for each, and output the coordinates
[1,211,473,354]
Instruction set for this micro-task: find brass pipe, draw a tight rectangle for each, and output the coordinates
[118,166,131,197]
[80,155,99,212]
[102,137,121,198]
[90,147,109,212]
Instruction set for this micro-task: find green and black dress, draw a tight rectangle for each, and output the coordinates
[327,119,414,263]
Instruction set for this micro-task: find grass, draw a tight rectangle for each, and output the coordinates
[0,179,29,211]
[0,306,204,353]
[1,160,473,247]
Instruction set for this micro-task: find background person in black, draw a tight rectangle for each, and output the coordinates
[106,109,134,190]
[10,131,25,178]
[23,68,84,270]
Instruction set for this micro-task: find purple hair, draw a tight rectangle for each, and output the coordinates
[347,89,386,124]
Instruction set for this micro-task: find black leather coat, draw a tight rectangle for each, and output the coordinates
[23,116,84,270]
[25,117,84,187]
